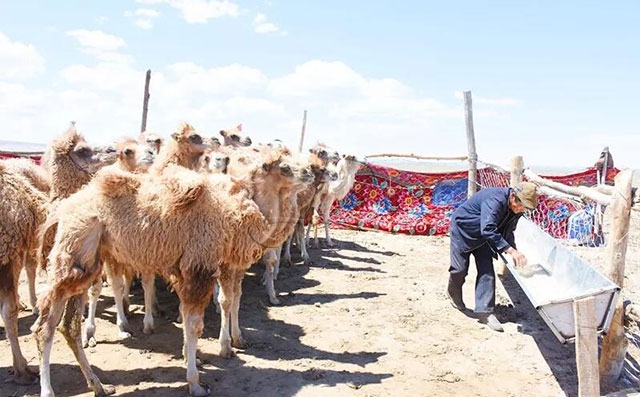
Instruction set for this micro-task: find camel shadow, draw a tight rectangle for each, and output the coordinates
[310,237,397,257]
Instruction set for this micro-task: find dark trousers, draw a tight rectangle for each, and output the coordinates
[448,234,495,314]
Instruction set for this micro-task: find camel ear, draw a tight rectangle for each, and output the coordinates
[236,123,242,132]
[262,162,270,172]
[171,132,180,141]
[219,130,226,137]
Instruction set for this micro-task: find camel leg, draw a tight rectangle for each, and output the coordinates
[36,293,67,397]
[322,202,335,247]
[141,272,155,334]
[297,222,312,265]
[212,282,221,314]
[218,273,234,358]
[108,270,131,339]
[122,270,133,317]
[181,305,211,396]
[60,295,115,396]
[82,276,102,348]
[283,236,293,267]
[230,269,247,349]
[25,254,39,315]
[261,249,280,305]
[0,259,38,385]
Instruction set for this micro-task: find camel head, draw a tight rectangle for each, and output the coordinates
[138,130,164,155]
[170,123,211,155]
[208,136,222,151]
[220,124,252,147]
[49,126,118,175]
[208,153,230,174]
[340,154,362,174]
[309,143,340,166]
[116,138,156,173]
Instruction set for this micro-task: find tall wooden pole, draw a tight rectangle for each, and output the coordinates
[498,155,525,276]
[599,169,634,388]
[464,91,478,197]
[140,69,151,133]
[298,110,307,152]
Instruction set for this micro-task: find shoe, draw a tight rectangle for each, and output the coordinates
[446,281,466,311]
[479,313,504,332]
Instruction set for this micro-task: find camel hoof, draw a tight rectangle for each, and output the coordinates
[232,337,248,349]
[95,383,116,396]
[143,324,155,335]
[324,240,336,248]
[219,346,236,359]
[269,297,281,306]
[118,331,132,339]
[189,382,212,396]
[18,301,28,312]
[6,368,38,385]
[88,336,97,348]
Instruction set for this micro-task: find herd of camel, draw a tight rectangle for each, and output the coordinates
[0,122,361,396]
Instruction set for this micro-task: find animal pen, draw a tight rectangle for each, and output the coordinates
[321,92,636,396]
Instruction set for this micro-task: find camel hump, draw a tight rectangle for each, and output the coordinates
[95,169,141,197]
[164,171,207,210]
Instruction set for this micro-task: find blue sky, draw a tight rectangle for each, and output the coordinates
[0,1,638,169]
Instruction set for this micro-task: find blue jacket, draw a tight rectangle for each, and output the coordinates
[449,187,521,254]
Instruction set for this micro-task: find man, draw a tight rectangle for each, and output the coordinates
[447,181,539,332]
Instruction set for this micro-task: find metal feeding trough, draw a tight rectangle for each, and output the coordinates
[503,218,620,344]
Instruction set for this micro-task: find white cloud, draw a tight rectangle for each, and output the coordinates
[66,30,126,52]
[0,32,45,80]
[66,30,131,65]
[253,13,283,34]
[125,8,161,29]
[137,0,239,24]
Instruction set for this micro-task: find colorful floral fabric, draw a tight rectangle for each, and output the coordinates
[330,163,619,239]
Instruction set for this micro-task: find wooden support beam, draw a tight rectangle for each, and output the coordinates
[510,156,524,187]
[463,91,478,197]
[524,169,613,205]
[298,110,307,153]
[140,69,151,133]
[599,169,634,388]
[365,153,468,161]
[574,296,600,397]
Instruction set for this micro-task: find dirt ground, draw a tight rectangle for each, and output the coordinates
[2,213,640,397]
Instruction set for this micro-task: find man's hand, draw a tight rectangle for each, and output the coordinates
[506,247,528,267]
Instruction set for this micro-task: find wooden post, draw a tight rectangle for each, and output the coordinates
[599,169,634,388]
[574,296,600,397]
[298,110,307,152]
[463,91,478,197]
[498,155,525,276]
[140,69,151,133]
[510,156,524,187]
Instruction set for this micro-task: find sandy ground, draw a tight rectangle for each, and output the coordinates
[2,209,640,397]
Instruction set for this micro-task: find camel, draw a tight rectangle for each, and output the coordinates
[138,130,164,155]
[151,122,212,173]
[281,157,339,269]
[83,138,157,347]
[219,124,252,147]
[1,158,51,313]
[307,154,361,247]
[0,163,48,385]
[0,126,116,386]
[35,150,307,396]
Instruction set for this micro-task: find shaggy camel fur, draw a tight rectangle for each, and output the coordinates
[0,162,49,385]
[83,138,157,347]
[35,151,303,396]
[1,158,51,313]
[307,154,361,247]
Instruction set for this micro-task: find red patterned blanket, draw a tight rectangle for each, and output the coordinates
[330,163,618,239]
